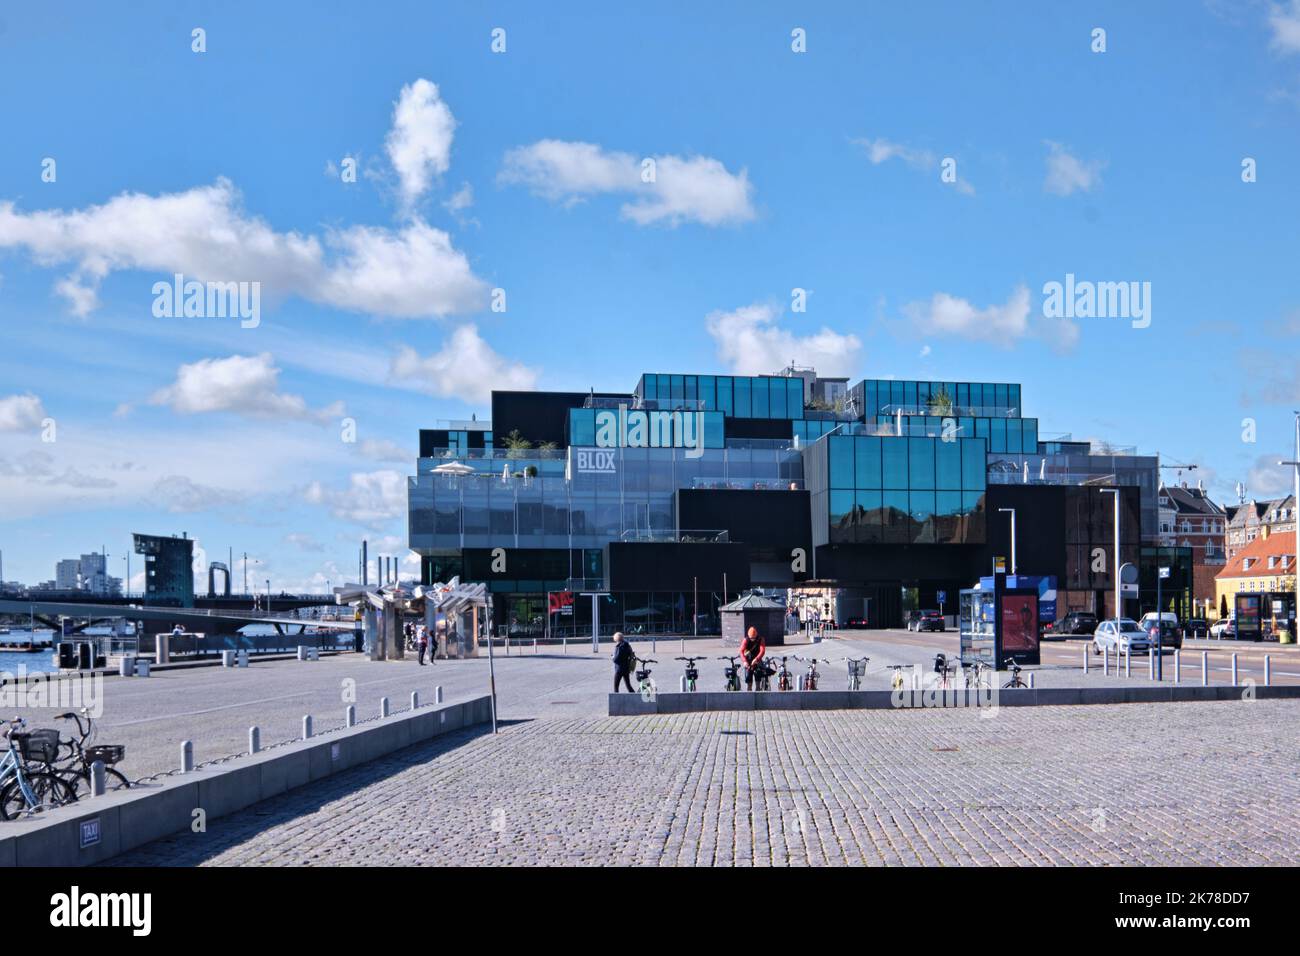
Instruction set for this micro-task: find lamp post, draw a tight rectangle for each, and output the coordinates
[1101,488,1121,621]
[997,508,1017,574]
[1278,410,1300,642]
[266,578,271,617]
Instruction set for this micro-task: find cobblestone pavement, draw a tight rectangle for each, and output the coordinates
[110,698,1300,866]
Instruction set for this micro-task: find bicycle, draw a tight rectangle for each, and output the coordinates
[963,659,990,690]
[0,718,78,820]
[719,656,742,692]
[745,659,774,691]
[795,656,825,691]
[932,654,958,690]
[675,656,703,692]
[846,656,869,691]
[1002,657,1028,689]
[51,709,131,797]
[885,664,909,691]
[773,656,795,691]
[634,657,658,697]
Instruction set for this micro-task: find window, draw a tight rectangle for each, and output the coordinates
[855,437,882,489]
[908,437,935,490]
[734,377,751,417]
[829,436,855,488]
[882,438,909,489]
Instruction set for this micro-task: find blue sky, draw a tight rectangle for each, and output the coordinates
[1,0,1299,591]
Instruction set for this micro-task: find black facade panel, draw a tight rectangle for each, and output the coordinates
[607,542,750,592]
[725,417,795,439]
[676,489,811,553]
[491,391,632,447]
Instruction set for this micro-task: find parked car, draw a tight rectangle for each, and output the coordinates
[914,610,945,632]
[845,617,869,628]
[1182,617,1209,640]
[1137,613,1182,650]
[1055,610,1099,635]
[1092,618,1152,656]
[1209,617,1236,639]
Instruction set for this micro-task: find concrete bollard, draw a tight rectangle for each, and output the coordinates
[135,659,151,677]
[302,715,313,740]
[1231,653,1238,685]
[1174,650,1181,683]
[1201,651,1208,686]
[345,705,356,728]
[297,645,307,661]
[380,696,390,718]
[237,649,249,668]
[1083,647,1089,675]
[534,638,538,655]
[563,638,567,655]
[90,759,106,797]
[1103,646,1109,676]
[249,726,260,753]
[118,657,135,678]
[1027,672,1035,688]
[436,685,444,704]
[679,675,687,692]
[180,740,194,773]
[1265,654,1272,686]
[411,690,419,710]
[221,649,236,668]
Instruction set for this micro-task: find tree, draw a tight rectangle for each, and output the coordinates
[502,429,532,459]
[927,386,954,417]
[1219,594,1228,619]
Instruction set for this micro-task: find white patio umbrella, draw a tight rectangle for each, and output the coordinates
[431,461,474,476]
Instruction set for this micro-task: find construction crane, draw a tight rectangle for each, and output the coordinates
[1157,457,1199,485]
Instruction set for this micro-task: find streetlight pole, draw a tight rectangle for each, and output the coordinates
[266,578,271,617]
[997,508,1017,574]
[1101,489,1120,621]
[1278,410,1300,642]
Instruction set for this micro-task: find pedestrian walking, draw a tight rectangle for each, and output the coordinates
[417,624,428,665]
[612,631,635,692]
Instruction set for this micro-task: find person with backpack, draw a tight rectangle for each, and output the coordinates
[612,631,635,692]
[740,625,766,689]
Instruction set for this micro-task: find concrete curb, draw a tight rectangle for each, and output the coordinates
[608,685,1300,715]
[0,694,492,867]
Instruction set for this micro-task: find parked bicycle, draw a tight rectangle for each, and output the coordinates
[932,654,958,690]
[746,659,774,691]
[719,656,742,692]
[963,659,990,690]
[52,710,131,797]
[846,656,869,690]
[0,718,77,821]
[885,664,909,691]
[1002,657,1028,689]
[773,656,795,691]
[634,657,658,697]
[795,656,825,691]
[675,657,703,692]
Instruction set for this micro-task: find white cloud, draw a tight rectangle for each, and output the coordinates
[1269,1,1300,54]
[357,438,414,463]
[444,182,474,214]
[705,304,862,377]
[0,393,46,431]
[150,353,344,424]
[853,137,975,194]
[0,178,488,318]
[150,474,246,513]
[1044,142,1104,196]
[1248,453,1293,497]
[385,79,457,207]
[902,285,1079,352]
[305,470,408,527]
[389,326,539,402]
[500,140,756,226]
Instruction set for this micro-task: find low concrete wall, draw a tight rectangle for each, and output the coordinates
[0,694,492,867]
[608,685,1300,715]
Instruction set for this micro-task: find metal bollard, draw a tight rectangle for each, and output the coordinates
[411,690,419,709]
[249,726,260,753]
[563,638,567,654]
[1231,653,1238,686]
[1174,650,1180,684]
[180,740,194,773]
[380,696,390,718]
[533,638,538,655]
[436,686,444,704]
[1083,646,1089,675]
[1124,648,1131,678]
[1265,654,1272,686]
[1027,672,1035,689]
[1201,651,1208,686]
[90,759,106,797]
[680,675,687,692]
[345,704,356,728]
[302,715,313,740]
[1148,650,1155,681]
[1103,646,1109,675]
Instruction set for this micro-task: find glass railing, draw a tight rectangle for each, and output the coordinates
[690,477,804,491]
[880,404,1020,418]
[618,529,730,543]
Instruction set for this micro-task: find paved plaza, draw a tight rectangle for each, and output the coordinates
[111,698,1300,866]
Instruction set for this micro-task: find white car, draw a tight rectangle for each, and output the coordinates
[1209,618,1235,639]
[1092,618,1152,656]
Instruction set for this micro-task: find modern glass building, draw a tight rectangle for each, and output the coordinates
[409,370,1157,636]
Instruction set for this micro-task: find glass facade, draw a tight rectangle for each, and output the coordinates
[863,414,1038,454]
[567,408,725,448]
[636,373,805,418]
[853,379,1022,419]
[822,435,988,545]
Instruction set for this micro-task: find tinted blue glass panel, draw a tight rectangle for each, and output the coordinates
[685,376,697,401]
[854,436,882,489]
[830,490,855,544]
[789,378,802,418]
[936,438,962,489]
[643,375,656,401]
[734,378,751,417]
[829,436,855,488]
[670,375,684,401]
[570,409,595,446]
[883,490,909,543]
[703,412,725,448]
[891,381,904,408]
[990,418,1007,453]
[1022,417,1037,450]
[856,491,883,543]
[956,383,969,409]
[751,377,769,418]
[909,437,935,490]
[699,375,715,410]
[961,438,987,489]
[882,438,908,489]
[910,491,937,542]
[717,377,733,416]
[1009,384,1021,413]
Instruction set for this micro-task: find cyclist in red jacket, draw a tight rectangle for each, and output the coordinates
[740,626,766,689]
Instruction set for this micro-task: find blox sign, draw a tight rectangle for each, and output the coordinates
[573,448,617,474]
